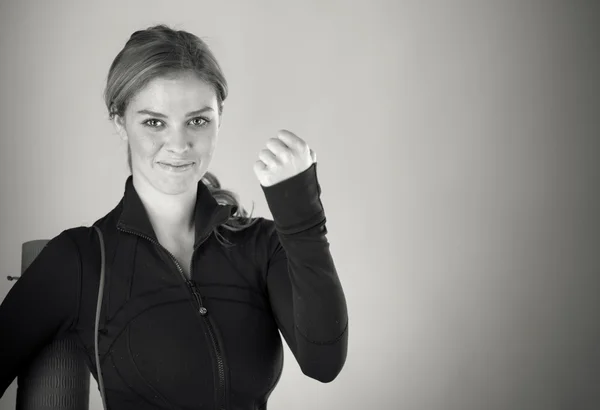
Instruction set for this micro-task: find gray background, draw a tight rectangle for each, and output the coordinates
[1,0,599,409]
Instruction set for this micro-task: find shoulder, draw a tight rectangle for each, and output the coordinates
[62,225,99,242]
[14,221,107,278]
[34,227,87,262]
[59,226,100,260]
[49,225,106,288]
[220,216,278,249]
[60,204,121,263]
[15,228,86,322]
[216,216,279,271]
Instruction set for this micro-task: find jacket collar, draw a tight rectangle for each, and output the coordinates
[117,175,238,249]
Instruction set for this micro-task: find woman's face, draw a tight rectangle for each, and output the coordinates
[113,72,220,196]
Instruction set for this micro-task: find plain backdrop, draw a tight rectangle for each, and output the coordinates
[1,1,599,409]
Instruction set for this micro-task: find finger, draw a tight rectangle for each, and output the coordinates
[265,138,292,159]
[258,148,278,167]
[276,129,306,150]
[254,159,268,172]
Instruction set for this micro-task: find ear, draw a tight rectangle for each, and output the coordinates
[112,115,128,141]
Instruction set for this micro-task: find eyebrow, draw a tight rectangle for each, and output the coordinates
[136,107,214,118]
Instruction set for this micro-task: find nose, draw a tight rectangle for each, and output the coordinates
[165,130,191,154]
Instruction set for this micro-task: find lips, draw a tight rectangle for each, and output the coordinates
[158,161,194,166]
[156,161,196,173]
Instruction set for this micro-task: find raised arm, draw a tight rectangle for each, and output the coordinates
[0,230,81,397]
[261,163,348,383]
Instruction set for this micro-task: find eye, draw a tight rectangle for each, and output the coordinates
[143,119,164,128]
[189,117,210,127]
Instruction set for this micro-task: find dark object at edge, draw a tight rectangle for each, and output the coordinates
[14,239,90,410]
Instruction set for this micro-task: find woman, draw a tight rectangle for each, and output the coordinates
[0,25,348,409]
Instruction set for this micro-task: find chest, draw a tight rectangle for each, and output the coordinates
[74,228,283,407]
[155,234,195,280]
[77,233,282,408]
[164,244,193,280]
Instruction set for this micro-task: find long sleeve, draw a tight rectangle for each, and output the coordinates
[0,230,82,398]
[260,162,348,383]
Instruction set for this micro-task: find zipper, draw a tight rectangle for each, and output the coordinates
[117,223,227,410]
[188,279,226,409]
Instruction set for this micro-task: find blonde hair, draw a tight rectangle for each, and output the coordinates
[104,24,258,246]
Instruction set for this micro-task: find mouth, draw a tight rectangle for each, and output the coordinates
[157,161,196,172]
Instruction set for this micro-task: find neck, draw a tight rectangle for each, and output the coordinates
[132,174,197,239]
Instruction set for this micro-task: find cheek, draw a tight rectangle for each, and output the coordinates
[129,129,162,159]
[205,133,218,151]
[205,128,220,150]
[190,130,218,153]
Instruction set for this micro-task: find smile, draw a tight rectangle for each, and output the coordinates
[157,162,195,172]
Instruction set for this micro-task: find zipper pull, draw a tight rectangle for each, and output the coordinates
[187,280,208,316]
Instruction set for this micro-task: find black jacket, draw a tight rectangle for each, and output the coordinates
[0,163,348,409]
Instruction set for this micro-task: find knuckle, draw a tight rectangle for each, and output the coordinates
[280,149,292,160]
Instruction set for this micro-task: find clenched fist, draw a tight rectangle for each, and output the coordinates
[253,130,317,187]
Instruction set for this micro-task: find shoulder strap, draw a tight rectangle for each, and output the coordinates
[92,226,108,410]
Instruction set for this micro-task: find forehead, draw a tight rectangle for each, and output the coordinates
[128,73,217,111]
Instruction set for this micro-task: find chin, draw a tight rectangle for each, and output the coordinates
[156,179,197,196]
[153,169,202,195]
